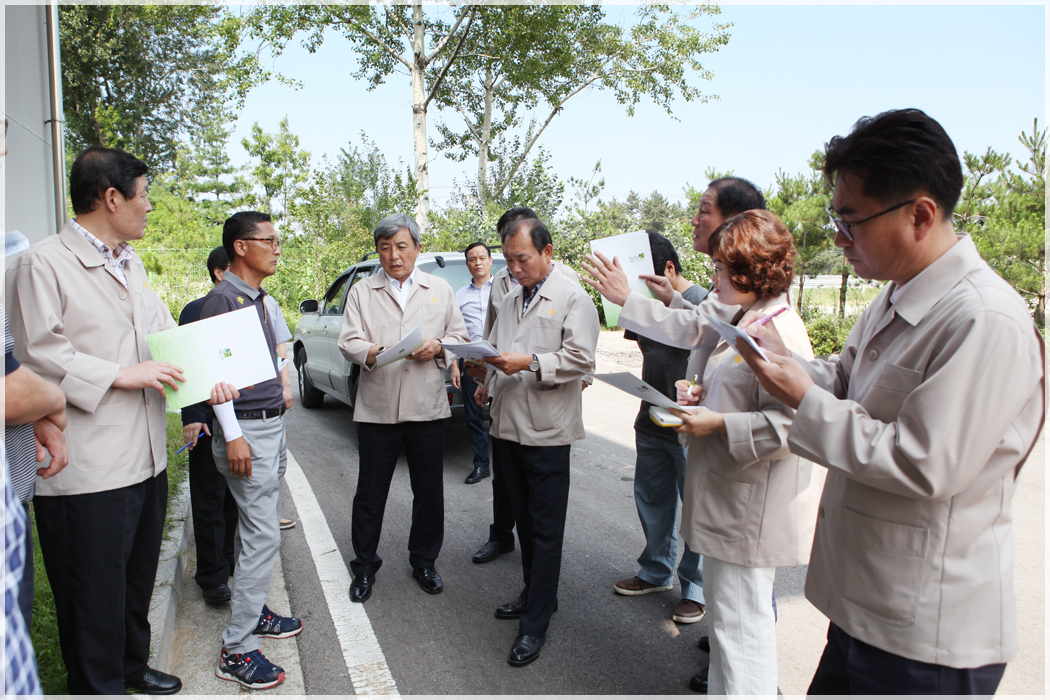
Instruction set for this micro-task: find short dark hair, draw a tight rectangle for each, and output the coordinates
[69,146,149,215]
[496,207,539,235]
[206,246,229,284]
[708,210,796,299]
[823,108,962,219]
[500,217,552,254]
[708,177,766,218]
[464,241,491,259]
[223,211,272,261]
[647,230,681,277]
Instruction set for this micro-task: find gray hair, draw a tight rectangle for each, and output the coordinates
[373,213,421,247]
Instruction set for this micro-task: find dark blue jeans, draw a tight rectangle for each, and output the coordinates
[459,360,490,472]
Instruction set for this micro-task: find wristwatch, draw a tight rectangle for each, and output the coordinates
[528,353,540,372]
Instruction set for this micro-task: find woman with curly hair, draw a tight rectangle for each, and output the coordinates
[666,209,823,695]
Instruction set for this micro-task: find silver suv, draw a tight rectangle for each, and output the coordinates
[293,251,506,418]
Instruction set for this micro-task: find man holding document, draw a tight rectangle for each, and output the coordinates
[5,147,237,694]
[469,217,599,667]
[338,214,468,603]
[198,211,302,690]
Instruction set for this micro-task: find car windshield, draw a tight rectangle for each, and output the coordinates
[417,257,506,292]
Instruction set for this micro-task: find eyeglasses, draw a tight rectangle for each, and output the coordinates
[712,263,728,275]
[244,236,282,250]
[825,199,916,242]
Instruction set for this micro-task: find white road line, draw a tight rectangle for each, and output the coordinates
[284,450,399,695]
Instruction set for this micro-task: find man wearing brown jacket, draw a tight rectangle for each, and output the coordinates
[740,109,1045,694]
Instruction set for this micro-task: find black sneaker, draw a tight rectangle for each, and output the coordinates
[253,604,303,639]
[216,648,285,689]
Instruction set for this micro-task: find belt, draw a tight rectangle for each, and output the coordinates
[234,405,287,420]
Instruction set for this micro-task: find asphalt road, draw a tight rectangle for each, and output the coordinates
[276,332,1044,695]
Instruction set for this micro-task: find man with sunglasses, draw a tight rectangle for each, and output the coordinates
[737,109,1044,694]
[198,212,302,689]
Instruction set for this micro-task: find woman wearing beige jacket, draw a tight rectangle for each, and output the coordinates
[668,210,824,695]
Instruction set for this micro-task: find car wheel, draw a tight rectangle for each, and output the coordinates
[296,348,324,408]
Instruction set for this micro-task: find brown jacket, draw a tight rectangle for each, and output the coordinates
[338,268,468,423]
[620,293,823,568]
[790,235,1044,667]
[486,268,599,446]
[5,222,177,496]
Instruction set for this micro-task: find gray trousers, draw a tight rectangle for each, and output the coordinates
[212,415,287,653]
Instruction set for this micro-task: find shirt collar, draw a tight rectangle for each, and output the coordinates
[888,234,981,326]
[224,270,265,301]
[383,266,417,290]
[71,219,133,262]
[470,276,493,291]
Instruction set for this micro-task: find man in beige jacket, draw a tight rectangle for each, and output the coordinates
[338,213,468,604]
[6,146,234,694]
[738,109,1045,694]
[470,217,599,667]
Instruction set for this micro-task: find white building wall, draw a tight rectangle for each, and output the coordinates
[3,4,61,249]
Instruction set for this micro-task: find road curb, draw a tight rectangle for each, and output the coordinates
[148,474,192,673]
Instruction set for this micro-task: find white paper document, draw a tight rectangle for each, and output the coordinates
[595,372,683,409]
[439,340,500,363]
[707,317,771,362]
[146,306,278,410]
[589,230,655,327]
[376,323,425,368]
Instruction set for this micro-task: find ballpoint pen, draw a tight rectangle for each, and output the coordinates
[747,306,788,328]
[174,432,204,456]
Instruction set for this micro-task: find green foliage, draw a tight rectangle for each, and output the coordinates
[60,5,271,173]
[957,119,1046,328]
[804,313,857,357]
[241,117,312,220]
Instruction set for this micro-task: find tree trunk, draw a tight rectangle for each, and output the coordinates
[797,274,806,313]
[410,1,430,235]
[476,67,494,208]
[839,267,849,318]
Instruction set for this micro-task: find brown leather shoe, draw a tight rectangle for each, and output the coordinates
[613,576,672,596]
[673,599,705,624]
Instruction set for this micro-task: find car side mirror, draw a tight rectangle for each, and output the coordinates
[299,299,319,314]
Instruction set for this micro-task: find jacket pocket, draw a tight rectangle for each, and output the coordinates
[357,370,389,412]
[525,386,560,432]
[861,362,922,422]
[836,506,928,626]
[67,401,130,472]
[691,468,754,545]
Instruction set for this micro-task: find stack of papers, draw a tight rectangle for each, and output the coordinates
[439,340,500,364]
[376,324,424,368]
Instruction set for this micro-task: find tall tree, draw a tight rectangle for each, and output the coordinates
[766,152,834,312]
[240,117,312,221]
[247,2,478,235]
[431,5,730,209]
[959,120,1047,327]
[60,5,270,172]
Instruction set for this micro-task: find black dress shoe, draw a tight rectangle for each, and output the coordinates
[349,574,374,603]
[412,567,443,594]
[472,539,514,564]
[697,635,710,653]
[465,465,491,484]
[125,667,183,695]
[201,583,231,605]
[689,666,708,693]
[508,634,544,667]
[495,590,527,619]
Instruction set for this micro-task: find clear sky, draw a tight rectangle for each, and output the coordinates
[227,2,1046,209]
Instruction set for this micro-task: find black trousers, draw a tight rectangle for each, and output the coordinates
[493,438,571,637]
[488,437,516,548]
[188,433,238,589]
[350,420,445,577]
[35,473,167,694]
[808,622,1007,695]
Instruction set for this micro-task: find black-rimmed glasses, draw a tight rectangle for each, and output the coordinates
[825,199,916,242]
[244,236,282,250]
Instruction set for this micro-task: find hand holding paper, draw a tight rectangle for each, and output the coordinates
[375,324,424,368]
[583,231,656,326]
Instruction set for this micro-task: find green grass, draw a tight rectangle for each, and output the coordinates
[28,412,190,694]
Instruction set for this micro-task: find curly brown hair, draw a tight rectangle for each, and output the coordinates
[708,210,796,299]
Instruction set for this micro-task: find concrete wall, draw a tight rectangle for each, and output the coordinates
[3,4,61,248]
